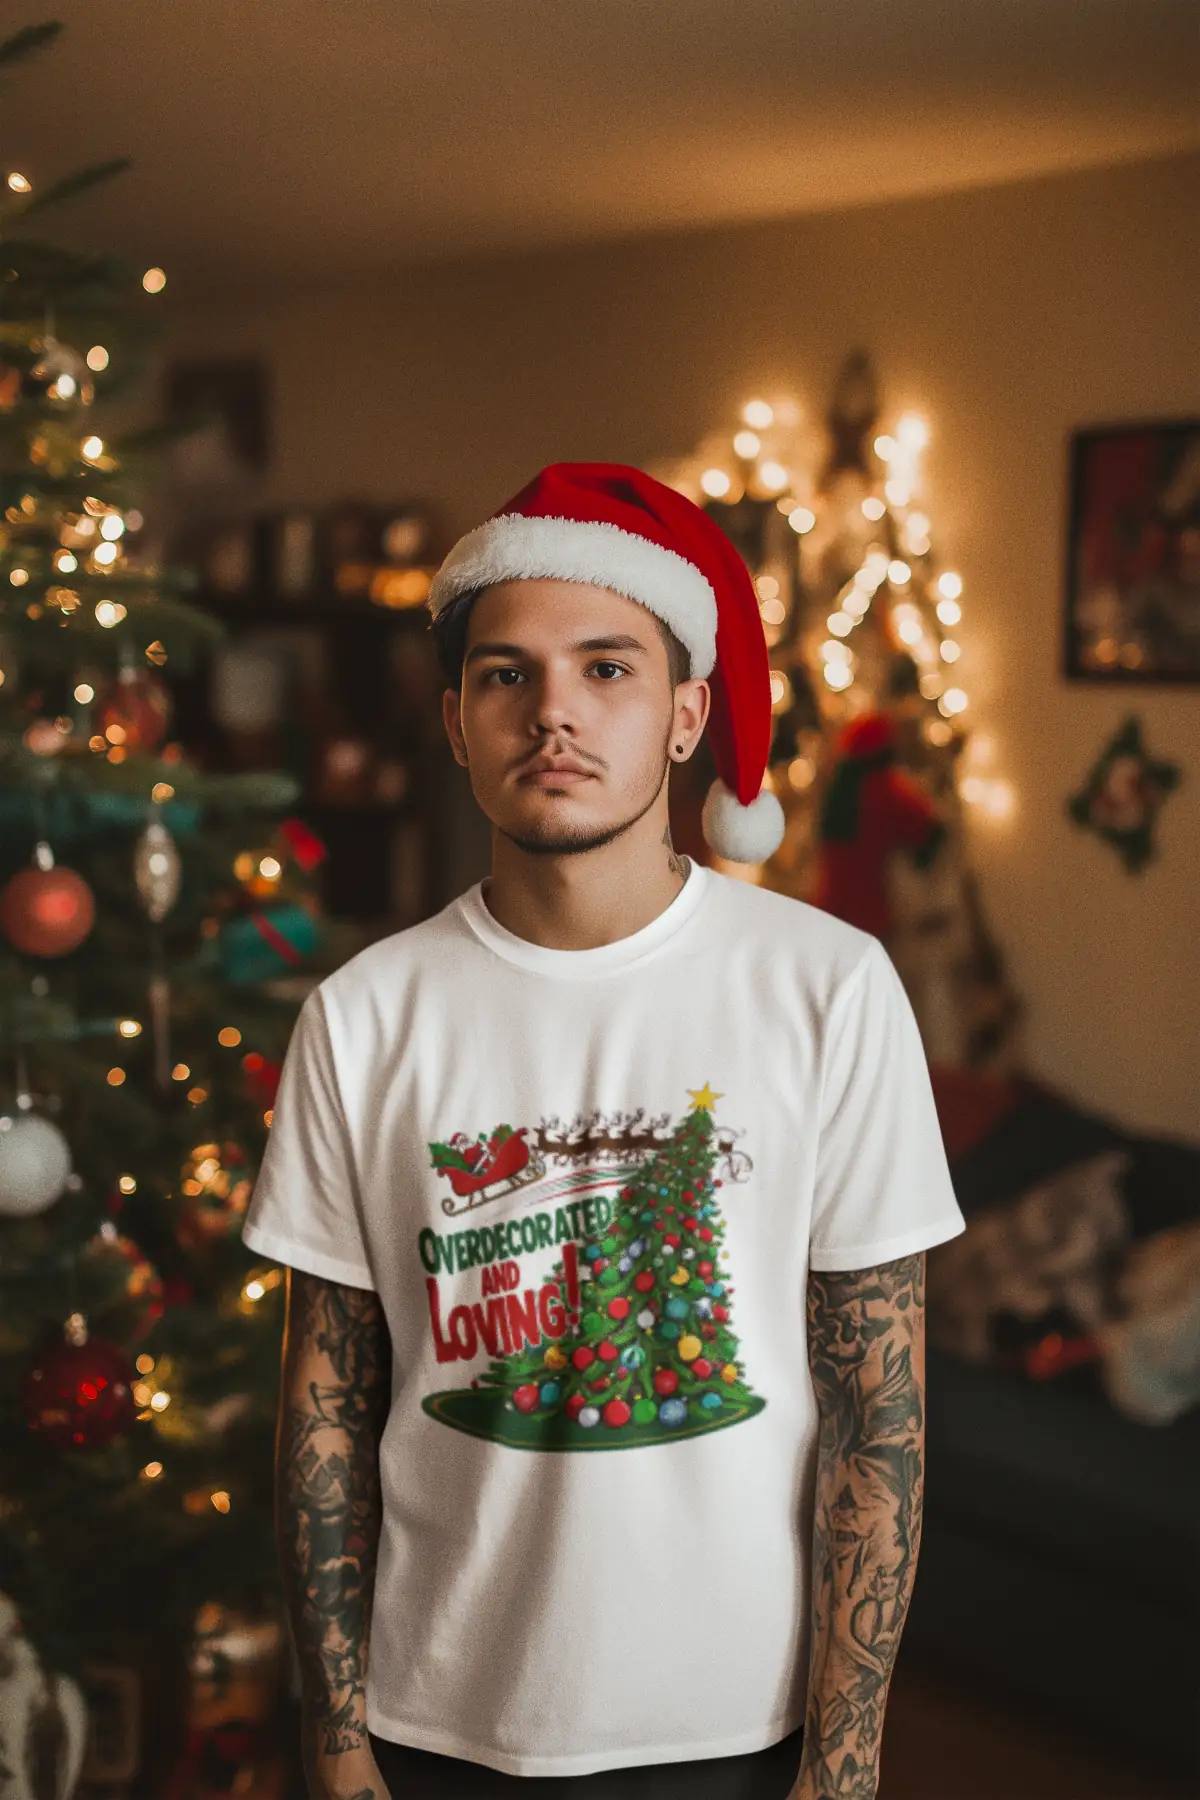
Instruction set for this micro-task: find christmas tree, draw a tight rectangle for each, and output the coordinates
[0,19,317,1729]
[423,1087,766,1449]
[656,354,1020,1069]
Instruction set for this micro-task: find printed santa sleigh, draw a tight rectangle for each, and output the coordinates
[432,1126,547,1216]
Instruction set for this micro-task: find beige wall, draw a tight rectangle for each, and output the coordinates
[175,151,1200,1137]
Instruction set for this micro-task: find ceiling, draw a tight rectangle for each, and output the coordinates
[4,0,1198,297]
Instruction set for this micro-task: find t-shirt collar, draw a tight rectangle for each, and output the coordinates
[457,859,710,978]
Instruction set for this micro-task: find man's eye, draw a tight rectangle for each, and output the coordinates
[486,667,524,686]
[590,661,628,680]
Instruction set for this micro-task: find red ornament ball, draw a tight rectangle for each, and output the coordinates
[606,1296,631,1320]
[566,1393,587,1419]
[602,1398,632,1428]
[597,1339,620,1363]
[634,1271,656,1292]
[96,667,172,752]
[512,1383,540,1414]
[24,1333,137,1448]
[571,1346,595,1371]
[1,865,95,957]
[653,1368,679,1396]
[692,1357,714,1379]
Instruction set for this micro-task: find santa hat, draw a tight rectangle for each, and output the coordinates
[427,462,784,863]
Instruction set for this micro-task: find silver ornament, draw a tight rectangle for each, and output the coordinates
[0,1106,73,1216]
[135,816,181,922]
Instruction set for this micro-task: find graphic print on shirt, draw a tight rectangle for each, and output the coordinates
[418,1086,766,1452]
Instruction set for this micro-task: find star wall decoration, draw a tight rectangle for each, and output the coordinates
[1066,715,1181,873]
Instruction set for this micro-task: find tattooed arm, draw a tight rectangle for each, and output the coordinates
[789,1251,927,1800]
[278,1270,392,1800]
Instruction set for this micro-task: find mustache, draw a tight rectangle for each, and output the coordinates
[508,740,610,775]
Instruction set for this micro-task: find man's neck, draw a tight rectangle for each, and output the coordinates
[482,804,690,951]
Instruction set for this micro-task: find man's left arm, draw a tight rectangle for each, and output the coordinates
[789,1250,927,1800]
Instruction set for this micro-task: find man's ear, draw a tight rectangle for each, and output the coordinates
[670,676,710,761]
[443,687,469,767]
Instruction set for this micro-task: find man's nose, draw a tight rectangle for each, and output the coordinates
[530,667,576,736]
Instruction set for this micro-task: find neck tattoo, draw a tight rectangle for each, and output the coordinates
[662,825,688,881]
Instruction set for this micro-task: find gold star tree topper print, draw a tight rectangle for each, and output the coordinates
[687,1082,723,1113]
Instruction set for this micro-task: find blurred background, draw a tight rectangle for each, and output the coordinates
[0,4,1196,1796]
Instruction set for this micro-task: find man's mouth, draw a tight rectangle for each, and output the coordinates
[517,757,596,787]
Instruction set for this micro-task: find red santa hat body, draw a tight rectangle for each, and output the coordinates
[427,462,784,863]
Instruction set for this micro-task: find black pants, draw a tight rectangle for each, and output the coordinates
[367,1725,803,1799]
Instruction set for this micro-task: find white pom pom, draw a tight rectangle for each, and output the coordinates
[701,780,785,863]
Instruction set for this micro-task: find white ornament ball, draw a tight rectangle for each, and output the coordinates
[0,1111,73,1216]
[577,1405,600,1429]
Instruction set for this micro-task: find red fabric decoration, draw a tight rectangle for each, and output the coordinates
[928,1065,1021,1161]
[278,816,327,871]
[1021,1331,1102,1381]
[811,712,944,939]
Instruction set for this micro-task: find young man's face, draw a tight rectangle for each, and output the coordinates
[443,578,708,856]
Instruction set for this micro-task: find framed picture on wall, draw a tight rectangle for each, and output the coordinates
[1064,418,1200,682]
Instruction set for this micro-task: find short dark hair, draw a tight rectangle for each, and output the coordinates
[430,588,692,687]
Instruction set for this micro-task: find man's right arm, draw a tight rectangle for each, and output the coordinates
[277,1268,392,1799]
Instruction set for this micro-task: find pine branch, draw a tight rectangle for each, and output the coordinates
[0,22,63,68]
[10,158,133,224]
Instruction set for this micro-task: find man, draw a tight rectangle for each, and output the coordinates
[243,463,965,1799]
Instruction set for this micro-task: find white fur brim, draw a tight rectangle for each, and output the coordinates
[428,514,718,679]
[702,781,785,863]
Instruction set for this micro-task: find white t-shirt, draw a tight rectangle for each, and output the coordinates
[242,863,964,1778]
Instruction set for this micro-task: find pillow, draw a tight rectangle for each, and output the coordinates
[1098,1220,1200,1425]
[927,1150,1130,1368]
[946,1077,1199,1240]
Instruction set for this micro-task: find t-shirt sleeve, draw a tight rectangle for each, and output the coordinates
[808,937,966,1272]
[241,986,376,1290]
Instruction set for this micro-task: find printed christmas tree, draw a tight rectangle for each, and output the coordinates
[423,1086,766,1451]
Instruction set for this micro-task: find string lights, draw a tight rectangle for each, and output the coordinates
[660,370,1014,826]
